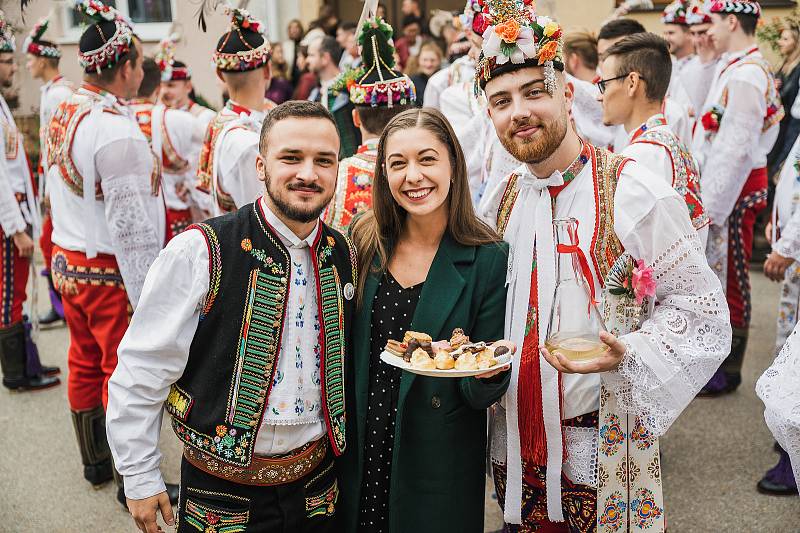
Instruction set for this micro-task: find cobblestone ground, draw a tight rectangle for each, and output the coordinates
[1,265,798,532]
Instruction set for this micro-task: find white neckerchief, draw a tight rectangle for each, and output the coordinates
[503,164,566,524]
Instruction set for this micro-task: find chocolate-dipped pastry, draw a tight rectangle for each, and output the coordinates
[450,328,469,348]
[404,339,420,362]
[494,346,510,357]
[419,341,435,357]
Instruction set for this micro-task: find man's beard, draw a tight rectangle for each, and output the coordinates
[265,173,332,223]
[498,108,568,165]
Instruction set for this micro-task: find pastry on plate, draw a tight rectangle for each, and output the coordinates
[476,348,498,368]
[454,352,478,370]
[434,350,455,370]
[403,331,432,344]
[385,339,406,357]
[450,328,469,349]
[410,348,435,370]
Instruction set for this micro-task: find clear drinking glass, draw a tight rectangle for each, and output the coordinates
[544,217,609,362]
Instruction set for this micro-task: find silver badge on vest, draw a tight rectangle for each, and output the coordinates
[344,282,355,301]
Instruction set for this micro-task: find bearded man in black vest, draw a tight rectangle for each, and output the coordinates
[107,100,355,533]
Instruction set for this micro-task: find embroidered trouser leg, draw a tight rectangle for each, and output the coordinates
[775,263,800,355]
[52,246,129,410]
[720,168,767,376]
[725,167,768,330]
[492,462,597,533]
[166,208,193,242]
[177,452,339,532]
[0,233,29,329]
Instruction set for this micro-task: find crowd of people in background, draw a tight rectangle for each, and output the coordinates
[2,0,799,532]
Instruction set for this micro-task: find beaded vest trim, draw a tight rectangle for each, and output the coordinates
[590,146,628,284]
[47,95,118,200]
[130,103,190,175]
[189,223,222,321]
[632,128,710,231]
[196,112,246,213]
[323,147,377,231]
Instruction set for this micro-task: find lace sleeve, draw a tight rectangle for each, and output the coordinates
[604,194,731,436]
[700,80,766,225]
[774,205,800,262]
[756,325,800,484]
[98,137,163,308]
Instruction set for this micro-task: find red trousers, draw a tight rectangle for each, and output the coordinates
[0,234,29,328]
[726,167,768,329]
[39,214,54,272]
[51,246,129,410]
[166,208,192,242]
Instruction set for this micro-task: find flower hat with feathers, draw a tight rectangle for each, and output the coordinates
[331,16,416,108]
[662,0,690,24]
[0,11,15,53]
[474,0,563,96]
[461,0,491,35]
[155,33,190,82]
[24,16,60,58]
[73,0,134,74]
[212,5,271,73]
[686,0,713,24]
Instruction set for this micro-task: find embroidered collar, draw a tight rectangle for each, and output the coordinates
[720,45,759,76]
[549,141,591,198]
[79,82,119,104]
[258,197,320,249]
[226,100,252,115]
[41,75,64,92]
[357,138,380,154]
[630,114,668,143]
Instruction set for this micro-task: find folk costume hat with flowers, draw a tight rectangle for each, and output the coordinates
[154,34,190,82]
[662,0,690,24]
[475,0,564,96]
[24,16,60,58]
[74,0,134,74]
[705,0,761,17]
[686,0,713,24]
[0,11,16,53]
[213,6,270,73]
[334,17,416,108]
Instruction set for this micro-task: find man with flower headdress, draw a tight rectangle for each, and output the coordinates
[195,6,276,217]
[661,1,695,85]
[25,15,73,328]
[128,58,203,240]
[0,10,60,393]
[692,0,784,396]
[154,35,216,220]
[475,0,729,530]
[322,16,416,232]
[681,1,722,115]
[43,0,168,497]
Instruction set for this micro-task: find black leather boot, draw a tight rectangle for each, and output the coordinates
[0,323,60,391]
[71,406,114,488]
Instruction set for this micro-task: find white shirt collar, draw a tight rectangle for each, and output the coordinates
[259,197,320,249]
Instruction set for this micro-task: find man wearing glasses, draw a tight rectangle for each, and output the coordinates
[597,32,709,246]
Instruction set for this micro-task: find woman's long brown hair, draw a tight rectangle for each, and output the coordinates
[350,108,501,307]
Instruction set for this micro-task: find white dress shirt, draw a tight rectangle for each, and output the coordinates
[0,94,37,237]
[107,198,326,500]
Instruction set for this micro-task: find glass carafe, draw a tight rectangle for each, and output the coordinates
[544,218,608,362]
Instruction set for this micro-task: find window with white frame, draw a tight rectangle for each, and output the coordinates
[60,0,176,44]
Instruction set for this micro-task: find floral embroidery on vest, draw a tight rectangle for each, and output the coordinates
[196,109,246,213]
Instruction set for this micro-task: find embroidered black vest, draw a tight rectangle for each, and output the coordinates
[165,202,356,466]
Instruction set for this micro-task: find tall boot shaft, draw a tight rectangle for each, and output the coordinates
[0,322,26,382]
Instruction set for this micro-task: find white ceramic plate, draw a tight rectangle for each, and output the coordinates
[379,350,512,378]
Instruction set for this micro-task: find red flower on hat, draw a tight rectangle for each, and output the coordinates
[472,12,491,35]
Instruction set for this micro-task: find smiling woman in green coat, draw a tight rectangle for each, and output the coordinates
[338,108,511,533]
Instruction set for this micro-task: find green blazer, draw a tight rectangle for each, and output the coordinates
[338,234,510,533]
